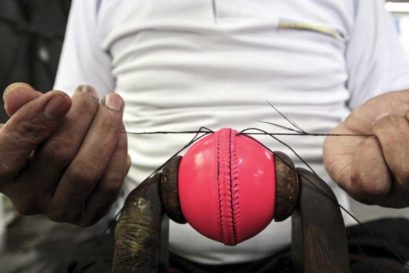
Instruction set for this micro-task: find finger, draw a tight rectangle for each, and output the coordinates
[349,137,391,204]
[80,126,128,226]
[0,91,71,186]
[3,83,43,117]
[7,86,99,213]
[47,93,124,224]
[372,114,409,189]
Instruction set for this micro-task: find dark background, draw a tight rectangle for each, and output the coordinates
[0,0,71,122]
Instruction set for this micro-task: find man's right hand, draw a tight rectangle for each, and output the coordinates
[0,83,129,226]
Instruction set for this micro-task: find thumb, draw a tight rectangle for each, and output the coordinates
[3,83,43,117]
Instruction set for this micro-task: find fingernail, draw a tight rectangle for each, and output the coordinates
[77,85,98,99]
[105,93,123,111]
[3,83,33,102]
[372,113,390,127]
[44,94,70,120]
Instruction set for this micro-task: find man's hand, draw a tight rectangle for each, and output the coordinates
[324,90,409,208]
[0,83,128,226]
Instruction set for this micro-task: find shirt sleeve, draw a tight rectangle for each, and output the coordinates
[346,0,409,109]
[53,0,114,97]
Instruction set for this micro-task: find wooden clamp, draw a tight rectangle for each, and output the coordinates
[112,155,351,273]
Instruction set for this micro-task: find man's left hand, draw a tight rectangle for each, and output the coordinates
[324,90,409,208]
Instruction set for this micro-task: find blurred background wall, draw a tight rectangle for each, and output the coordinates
[0,0,71,123]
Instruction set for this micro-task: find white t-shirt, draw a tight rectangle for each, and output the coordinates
[55,0,409,265]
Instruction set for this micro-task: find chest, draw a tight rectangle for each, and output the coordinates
[95,0,354,113]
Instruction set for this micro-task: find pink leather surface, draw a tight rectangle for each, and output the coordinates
[179,128,276,245]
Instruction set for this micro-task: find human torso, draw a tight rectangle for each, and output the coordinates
[97,0,355,264]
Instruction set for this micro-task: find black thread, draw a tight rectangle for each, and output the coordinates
[124,130,371,137]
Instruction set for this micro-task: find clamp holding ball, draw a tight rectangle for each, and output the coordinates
[112,128,350,273]
[165,128,299,245]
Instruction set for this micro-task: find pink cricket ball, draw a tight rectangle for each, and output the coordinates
[178,128,276,245]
